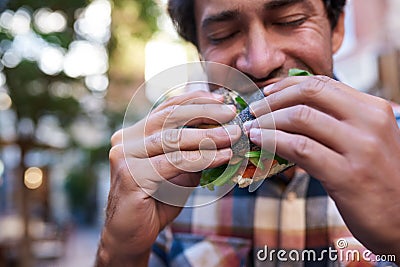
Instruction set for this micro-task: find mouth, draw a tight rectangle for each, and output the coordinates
[252,78,283,89]
[244,69,288,89]
[244,66,312,89]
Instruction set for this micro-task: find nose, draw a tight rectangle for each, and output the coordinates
[236,24,285,80]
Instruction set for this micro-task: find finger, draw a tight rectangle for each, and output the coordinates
[263,76,306,96]
[253,76,366,120]
[119,92,226,149]
[144,103,237,135]
[130,148,233,190]
[263,76,353,97]
[152,90,224,113]
[245,105,350,154]
[248,128,347,186]
[129,125,242,158]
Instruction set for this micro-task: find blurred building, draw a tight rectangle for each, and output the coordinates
[335,0,400,102]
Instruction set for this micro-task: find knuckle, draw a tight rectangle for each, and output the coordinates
[148,132,161,149]
[266,91,279,106]
[300,76,330,98]
[199,129,221,149]
[201,150,215,163]
[166,95,180,103]
[109,144,124,165]
[347,134,379,176]
[169,150,185,166]
[205,127,220,140]
[162,129,181,150]
[161,95,180,107]
[183,150,202,162]
[157,105,181,128]
[151,156,164,173]
[289,105,313,129]
[160,105,179,120]
[291,136,312,158]
[109,144,132,183]
[111,129,123,146]
[360,135,380,156]
[380,99,394,115]
[348,158,369,180]
[369,98,394,127]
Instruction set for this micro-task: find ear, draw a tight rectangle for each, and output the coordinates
[331,12,345,54]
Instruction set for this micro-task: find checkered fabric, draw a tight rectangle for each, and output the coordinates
[148,106,400,267]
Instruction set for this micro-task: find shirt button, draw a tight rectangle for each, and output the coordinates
[287,192,297,201]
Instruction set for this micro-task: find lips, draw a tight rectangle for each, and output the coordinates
[245,66,311,88]
[253,78,283,89]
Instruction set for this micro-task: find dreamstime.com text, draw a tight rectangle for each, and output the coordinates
[257,239,396,263]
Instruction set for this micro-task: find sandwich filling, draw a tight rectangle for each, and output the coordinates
[200,68,312,190]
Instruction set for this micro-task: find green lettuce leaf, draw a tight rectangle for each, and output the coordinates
[288,68,313,77]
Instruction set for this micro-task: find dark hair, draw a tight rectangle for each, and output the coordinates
[167,0,346,48]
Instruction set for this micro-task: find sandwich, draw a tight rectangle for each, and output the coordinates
[200,68,312,190]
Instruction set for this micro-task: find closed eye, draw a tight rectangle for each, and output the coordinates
[208,31,240,45]
[273,17,307,27]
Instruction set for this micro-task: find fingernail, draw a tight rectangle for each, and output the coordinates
[243,121,253,133]
[263,84,274,95]
[249,128,261,143]
[212,93,224,101]
[220,148,232,158]
[223,104,236,113]
[224,125,241,136]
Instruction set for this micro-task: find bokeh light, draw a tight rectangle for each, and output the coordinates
[24,167,43,190]
[9,8,31,36]
[0,1,111,81]
[34,8,67,34]
[38,46,65,75]
[0,92,12,110]
[85,74,109,92]
[63,41,108,78]
[0,72,6,86]
[2,49,22,68]
[74,0,111,44]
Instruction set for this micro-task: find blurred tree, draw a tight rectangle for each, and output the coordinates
[0,0,159,266]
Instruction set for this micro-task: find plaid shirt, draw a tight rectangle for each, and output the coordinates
[149,108,400,267]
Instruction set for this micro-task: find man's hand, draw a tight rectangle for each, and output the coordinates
[96,91,241,266]
[246,75,400,259]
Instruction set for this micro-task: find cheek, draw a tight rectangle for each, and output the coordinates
[201,48,235,66]
[290,31,333,75]
[200,39,245,66]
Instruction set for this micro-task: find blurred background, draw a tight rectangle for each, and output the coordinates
[0,0,399,266]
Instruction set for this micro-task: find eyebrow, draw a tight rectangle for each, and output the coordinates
[201,10,240,29]
[201,0,313,30]
[264,0,307,9]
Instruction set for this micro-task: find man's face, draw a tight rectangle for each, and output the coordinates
[194,0,344,88]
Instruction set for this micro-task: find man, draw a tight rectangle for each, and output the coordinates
[96,0,400,266]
